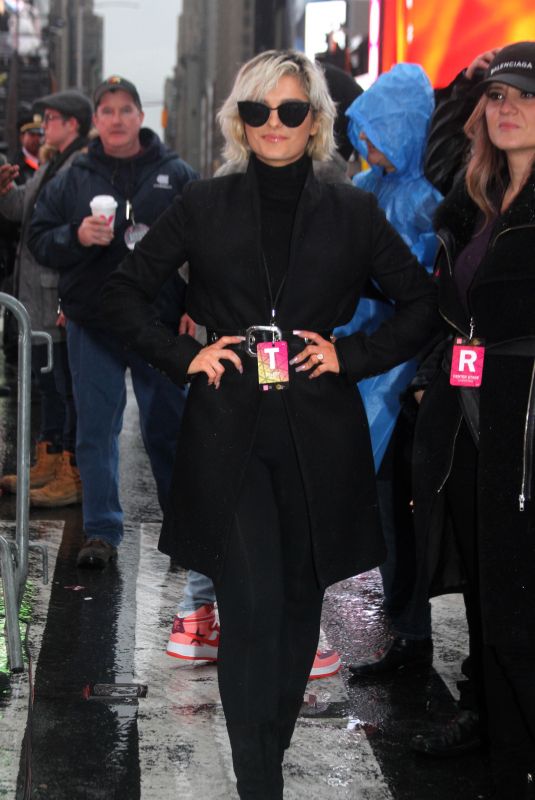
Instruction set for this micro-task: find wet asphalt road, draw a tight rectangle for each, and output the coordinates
[0,357,494,800]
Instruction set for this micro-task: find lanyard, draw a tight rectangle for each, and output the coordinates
[261,251,287,328]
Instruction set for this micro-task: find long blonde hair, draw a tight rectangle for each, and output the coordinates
[218,49,337,166]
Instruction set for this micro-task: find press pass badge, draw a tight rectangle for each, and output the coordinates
[257,341,289,391]
[450,338,485,387]
[124,223,149,250]
[124,199,149,251]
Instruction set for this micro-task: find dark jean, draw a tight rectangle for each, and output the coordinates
[377,478,432,639]
[66,321,187,546]
[32,340,76,453]
[377,410,432,640]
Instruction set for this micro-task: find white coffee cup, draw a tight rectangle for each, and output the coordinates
[89,195,118,229]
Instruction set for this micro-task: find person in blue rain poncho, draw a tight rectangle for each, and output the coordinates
[338,62,442,468]
[340,63,444,676]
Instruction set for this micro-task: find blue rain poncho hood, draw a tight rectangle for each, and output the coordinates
[347,62,433,179]
[346,62,442,268]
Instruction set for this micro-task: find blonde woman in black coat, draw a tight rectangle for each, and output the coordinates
[101,50,437,799]
[412,42,535,799]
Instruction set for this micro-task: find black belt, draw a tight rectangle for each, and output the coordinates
[487,338,535,357]
[207,326,332,358]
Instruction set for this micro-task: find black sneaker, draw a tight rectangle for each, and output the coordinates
[76,538,117,569]
[410,710,483,758]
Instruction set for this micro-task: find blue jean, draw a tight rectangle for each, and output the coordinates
[66,321,187,546]
[33,341,77,453]
[178,570,217,615]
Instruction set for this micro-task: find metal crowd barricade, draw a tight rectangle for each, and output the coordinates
[0,293,51,672]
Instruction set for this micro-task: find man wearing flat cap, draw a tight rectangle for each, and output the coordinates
[0,90,93,509]
[28,76,198,569]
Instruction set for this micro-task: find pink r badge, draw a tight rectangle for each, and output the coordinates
[450,338,485,387]
[257,341,289,391]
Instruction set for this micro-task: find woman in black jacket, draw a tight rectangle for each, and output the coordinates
[101,50,437,799]
[412,42,535,799]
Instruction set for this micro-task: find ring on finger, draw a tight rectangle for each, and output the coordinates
[316,352,324,361]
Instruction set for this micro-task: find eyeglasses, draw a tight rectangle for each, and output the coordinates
[237,100,311,128]
[43,112,64,124]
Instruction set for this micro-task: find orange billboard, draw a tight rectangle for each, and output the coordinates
[376,0,535,87]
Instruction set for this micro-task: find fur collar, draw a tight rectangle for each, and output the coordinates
[435,167,535,252]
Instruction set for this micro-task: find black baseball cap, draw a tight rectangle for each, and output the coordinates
[33,90,93,136]
[479,41,535,94]
[94,76,142,110]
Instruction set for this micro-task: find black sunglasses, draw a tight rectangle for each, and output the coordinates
[237,100,311,128]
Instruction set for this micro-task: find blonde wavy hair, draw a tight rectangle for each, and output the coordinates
[218,49,337,165]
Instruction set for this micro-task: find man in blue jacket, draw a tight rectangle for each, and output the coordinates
[29,75,198,568]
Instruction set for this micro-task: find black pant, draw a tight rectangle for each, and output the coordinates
[378,405,432,638]
[214,392,324,799]
[448,424,535,795]
[444,423,486,721]
[484,646,535,798]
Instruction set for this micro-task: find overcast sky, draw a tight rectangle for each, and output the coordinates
[98,0,183,137]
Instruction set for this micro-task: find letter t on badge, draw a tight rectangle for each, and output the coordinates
[257,341,289,391]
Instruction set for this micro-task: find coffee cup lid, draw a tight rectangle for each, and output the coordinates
[90,195,118,207]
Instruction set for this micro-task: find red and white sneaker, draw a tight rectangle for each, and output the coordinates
[166,607,340,679]
[166,603,220,661]
[309,649,342,680]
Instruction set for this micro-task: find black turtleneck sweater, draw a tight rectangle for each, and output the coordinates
[252,153,310,311]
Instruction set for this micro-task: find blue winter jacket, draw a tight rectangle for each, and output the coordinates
[28,128,198,331]
[337,63,442,469]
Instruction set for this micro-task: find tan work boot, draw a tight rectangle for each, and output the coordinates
[29,451,83,507]
[0,441,62,494]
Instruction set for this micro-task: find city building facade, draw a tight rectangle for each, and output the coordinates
[165,0,296,177]
[47,0,103,96]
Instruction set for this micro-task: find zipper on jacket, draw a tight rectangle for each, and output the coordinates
[488,223,535,510]
[439,309,470,339]
[490,222,535,250]
[519,360,535,512]
[436,233,454,277]
[437,417,463,494]
[436,233,471,338]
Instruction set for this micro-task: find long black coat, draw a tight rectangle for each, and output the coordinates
[413,173,535,650]
[102,160,437,589]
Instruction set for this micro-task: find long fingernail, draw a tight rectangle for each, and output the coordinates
[292,330,301,335]
[295,365,307,372]
[289,357,297,365]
